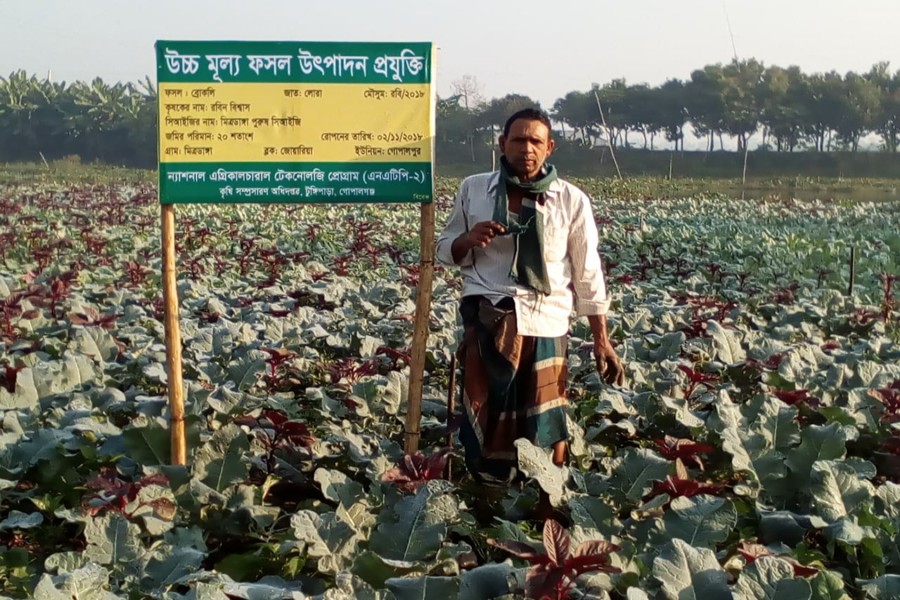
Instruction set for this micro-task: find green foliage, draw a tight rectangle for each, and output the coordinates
[0,176,898,597]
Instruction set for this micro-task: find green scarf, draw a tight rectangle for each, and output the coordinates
[493,157,557,295]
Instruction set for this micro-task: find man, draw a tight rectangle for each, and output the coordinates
[436,107,624,484]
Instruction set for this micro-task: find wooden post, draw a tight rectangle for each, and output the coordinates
[847,246,857,297]
[404,200,436,454]
[742,142,750,186]
[444,353,457,479]
[161,203,187,466]
[594,91,622,180]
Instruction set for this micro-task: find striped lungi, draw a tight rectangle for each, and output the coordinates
[457,295,569,483]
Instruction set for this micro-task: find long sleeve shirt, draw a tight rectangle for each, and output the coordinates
[436,171,610,337]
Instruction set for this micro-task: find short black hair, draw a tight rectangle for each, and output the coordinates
[503,108,552,137]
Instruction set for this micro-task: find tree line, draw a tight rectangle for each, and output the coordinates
[442,60,899,156]
[0,60,897,170]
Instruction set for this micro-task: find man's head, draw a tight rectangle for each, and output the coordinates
[499,108,555,182]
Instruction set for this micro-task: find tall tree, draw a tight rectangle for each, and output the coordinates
[801,72,844,151]
[594,79,629,148]
[551,90,600,146]
[721,59,764,153]
[685,65,727,151]
[657,79,687,151]
[835,72,882,152]
[868,62,900,153]
[759,65,806,151]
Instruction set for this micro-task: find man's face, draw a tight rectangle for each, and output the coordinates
[499,118,555,181]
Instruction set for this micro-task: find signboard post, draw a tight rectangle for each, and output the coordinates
[156,41,436,463]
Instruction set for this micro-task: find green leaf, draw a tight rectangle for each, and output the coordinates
[608,448,670,502]
[708,320,746,364]
[385,576,460,599]
[786,424,849,488]
[44,552,89,575]
[0,366,38,409]
[0,509,44,529]
[31,352,98,397]
[221,578,306,600]
[351,550,419,590]
[759,511,828,546]
[515,438,570,506]
[569,495,621,539]
[733,557,812,600]
[458,562,514,600]
[650,331,686,361]
[32,563,119,600]
[144,544,206,589]
[83,513,141,565]
[808,460,875,522]
[227,350,266,391]
[122,421,170,466]
[193,423,250,493]
[662,495,737,548]
[128,484,177,535]
[290,509,359,574]
[369,485,448,562]
[328,572,392,600]
[315,467,366,508]
[858,575,900,599]
[809,570,850,600]
[72,327,118,362]
[652,538,731,600]
[337,499,378,536]
[874,481,900,524]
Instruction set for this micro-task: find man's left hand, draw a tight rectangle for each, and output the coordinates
[594,340,625,386]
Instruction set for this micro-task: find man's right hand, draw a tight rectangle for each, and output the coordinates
[451,221,506,263]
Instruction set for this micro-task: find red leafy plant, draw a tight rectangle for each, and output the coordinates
[261,347,296,390]
[2,363,22,394]
[643,475,726,505]
[68,306,119,329]
[381,448,451,494]
[743,353,786,374]
[737,542,819,577]
[773,388,821,409]
[879,273,897,322]
[487,519,621,600]
[82,468,173,519]
[677,364,719,399]
[234,409,316,474]
[869,380,900,424]
[654,435,716,471]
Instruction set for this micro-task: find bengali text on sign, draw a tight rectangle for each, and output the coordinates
[156,41,435,204]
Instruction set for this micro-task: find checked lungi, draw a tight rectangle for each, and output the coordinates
[457,295,569,483]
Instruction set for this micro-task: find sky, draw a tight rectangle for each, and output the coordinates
[2,0,898,108]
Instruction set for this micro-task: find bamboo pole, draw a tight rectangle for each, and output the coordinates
[594,91,622,179]
[742,141,750,186]
[848,246,857,297]
[444,353,457,479]
[404,200,436,454]
[161,203,187,466]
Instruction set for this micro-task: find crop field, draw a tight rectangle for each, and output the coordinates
[0,176,899,599]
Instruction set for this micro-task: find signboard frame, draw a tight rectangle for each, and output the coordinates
[155,40,437,464]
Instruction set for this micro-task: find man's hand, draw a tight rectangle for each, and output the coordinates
[466,220,506,248]
[451,221,505,263]
[593,339,624,386]
[587,314,625,386]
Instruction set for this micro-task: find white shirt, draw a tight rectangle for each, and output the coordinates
[436,171,610,337]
